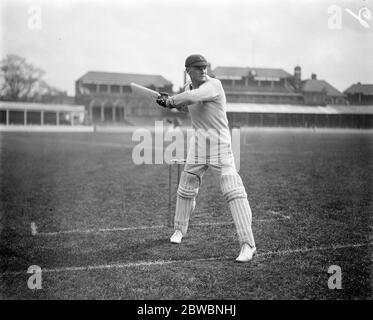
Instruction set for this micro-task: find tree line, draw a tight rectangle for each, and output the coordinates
[0,54,65,102]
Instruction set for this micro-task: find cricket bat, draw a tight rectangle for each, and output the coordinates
[130,83,160,100]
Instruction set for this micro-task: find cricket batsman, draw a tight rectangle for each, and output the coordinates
[156,54,256,262]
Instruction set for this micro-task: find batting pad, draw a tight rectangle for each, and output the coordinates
[174,197,196,235]
[220,174,255,247]
[177,171,200,199]
[174,171,200,234]
[220,174,247,202]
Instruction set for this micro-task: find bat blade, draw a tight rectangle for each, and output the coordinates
[130,83,160,100]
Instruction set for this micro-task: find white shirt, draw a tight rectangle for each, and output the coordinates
[171,76,232,163]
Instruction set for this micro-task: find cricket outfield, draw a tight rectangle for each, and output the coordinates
[0,128,372,299]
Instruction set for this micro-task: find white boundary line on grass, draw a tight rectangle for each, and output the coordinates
[269,210,291,220]
[30,222,37,236]
[30,218,286,237]
[2,242,372,276]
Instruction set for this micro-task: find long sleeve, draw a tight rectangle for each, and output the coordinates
[171,81,220,107]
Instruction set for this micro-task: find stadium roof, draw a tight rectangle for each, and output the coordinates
[344,83,373,95]
[226,88,300,96]
[212,67,292,80]
[302,79,344,96]
[0,101,85,112]
[226,103,373,114]
[77,71,172,87]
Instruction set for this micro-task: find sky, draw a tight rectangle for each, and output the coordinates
[1,0,372,95]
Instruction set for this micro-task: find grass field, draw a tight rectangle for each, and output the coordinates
[0,128,372,300]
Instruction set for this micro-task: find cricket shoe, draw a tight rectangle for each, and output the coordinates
[235,243,256,262]
[170,230,183,244]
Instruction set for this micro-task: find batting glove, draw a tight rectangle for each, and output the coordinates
[156,92,176,109]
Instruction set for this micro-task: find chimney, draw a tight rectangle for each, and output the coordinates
[311,73,317,80]
[294,65,301,78]
[294,65,301,91]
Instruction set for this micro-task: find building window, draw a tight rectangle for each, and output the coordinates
[122,86,131,93]
[111,85,120,93]
[0,110,6,124]
[235,78,245,86]
[86,84,97,93]
[44,112,57,125]
[275,80,283,87]
[221,79,231,87]
[27,111,41,125]
[99,85,108,93]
